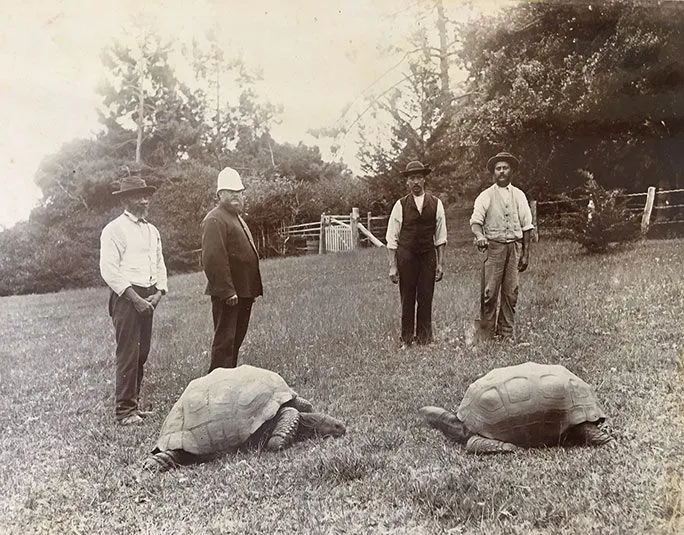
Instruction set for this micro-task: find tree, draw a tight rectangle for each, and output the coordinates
[98,33,207,170]
[354,0,473,209]
[452,1,684,199]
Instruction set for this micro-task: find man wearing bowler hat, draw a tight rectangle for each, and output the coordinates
[470,151,534,340]
[385,160,447,348]
[100,176,168,426]
[201,167,263,371]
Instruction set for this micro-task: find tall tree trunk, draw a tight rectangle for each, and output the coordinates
[136,54,145,164]
[435,0,451,103]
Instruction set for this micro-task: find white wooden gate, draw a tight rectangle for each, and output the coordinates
[325,223,353,252]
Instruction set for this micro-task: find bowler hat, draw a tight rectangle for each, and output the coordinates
[400,160,431,176]
[112,176,156,196]
[486,152,519,173]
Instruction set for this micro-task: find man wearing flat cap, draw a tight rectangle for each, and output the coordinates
[470,151,534,340]
[100,176,168,426]
[385,161,447,348]
[201,167,263,371]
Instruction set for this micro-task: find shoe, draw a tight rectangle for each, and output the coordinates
[494,334,515,344]
[399,343,411,350]
[137,410,155,418]
[118,413,143,426]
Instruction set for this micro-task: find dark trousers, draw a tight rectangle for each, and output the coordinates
[209,296,254,371]
[397,246,436,345]
[108,285,156,419]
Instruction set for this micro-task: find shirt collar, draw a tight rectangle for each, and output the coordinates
[412,192,426,200]
[124,210,147,224]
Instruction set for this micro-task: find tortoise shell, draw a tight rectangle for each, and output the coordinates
[456,362,606,446]
[154,365,296,455]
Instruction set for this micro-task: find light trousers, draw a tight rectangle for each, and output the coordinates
[480,241,521,337]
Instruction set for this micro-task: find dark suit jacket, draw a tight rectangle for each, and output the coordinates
[201,205,263,300]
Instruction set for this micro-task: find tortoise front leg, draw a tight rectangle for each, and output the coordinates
[143,449,189,472]
[466,435,519,454]
[290,394,314,413]
[266,406,300,451]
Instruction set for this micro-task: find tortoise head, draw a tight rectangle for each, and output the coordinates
[420,406,471,445]
[297,412,346,439]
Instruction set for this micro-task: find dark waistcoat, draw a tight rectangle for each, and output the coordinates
[398,194,437,253]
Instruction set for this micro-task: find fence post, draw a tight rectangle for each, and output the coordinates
[530,200,539,242]
[641,186,656,235]
[367,211,372,236]
[319,214,327,254]
[350,207,359,250]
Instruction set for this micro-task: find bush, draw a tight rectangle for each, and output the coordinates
[563,171,641,253]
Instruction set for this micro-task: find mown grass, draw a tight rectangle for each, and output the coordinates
[0,239,682,534]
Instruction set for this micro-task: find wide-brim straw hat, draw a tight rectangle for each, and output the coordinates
[112,176,157,196]
[400,160,432,176]
[486,152,519,173]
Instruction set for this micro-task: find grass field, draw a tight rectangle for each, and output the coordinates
[1,239,682,534]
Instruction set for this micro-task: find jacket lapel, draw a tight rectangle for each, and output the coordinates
[238,215,258,255]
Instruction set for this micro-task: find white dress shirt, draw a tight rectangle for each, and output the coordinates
[100,211,168,296]
[385,193,447,250]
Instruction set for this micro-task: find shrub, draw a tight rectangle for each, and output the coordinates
[563,171,641,253]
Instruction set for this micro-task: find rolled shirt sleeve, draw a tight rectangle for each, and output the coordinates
[385,200,403,250]
[153,227,168,293]
[100,225,131,296]
[517,190,535,231]
[469,190,489,228]
[434,199,447,246]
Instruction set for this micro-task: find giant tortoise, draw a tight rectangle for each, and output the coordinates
[420,361,612,453]
[143,365,346,471]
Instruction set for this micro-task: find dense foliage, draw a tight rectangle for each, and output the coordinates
[561,172,642,253]
[2,1,683,294]
[358,0,683,249]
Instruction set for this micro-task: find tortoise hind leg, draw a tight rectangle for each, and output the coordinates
[142,449,189,472]
[569,422,612,446]
[266,406,300,451]
[466,435,519,454]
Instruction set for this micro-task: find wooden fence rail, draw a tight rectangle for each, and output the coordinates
[535,186,684,237]
[276,186,683,255]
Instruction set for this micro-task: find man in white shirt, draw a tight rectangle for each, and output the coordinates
[385,161,447,348]
[100,176,168,425]
[470,151,534,340]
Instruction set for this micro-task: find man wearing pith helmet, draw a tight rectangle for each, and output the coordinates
[385,160,447,349]
[201,167,263,371]
[470,151,534,341]
[100,176,168,426]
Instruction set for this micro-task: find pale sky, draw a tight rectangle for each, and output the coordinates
[0,0,502,229]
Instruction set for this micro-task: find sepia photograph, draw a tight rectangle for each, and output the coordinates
[0,0,682,533]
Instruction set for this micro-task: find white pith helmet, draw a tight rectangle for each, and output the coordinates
[216,167,244,194]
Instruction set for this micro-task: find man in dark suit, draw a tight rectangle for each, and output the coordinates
[201,167,263,371]
[385,161,447,348]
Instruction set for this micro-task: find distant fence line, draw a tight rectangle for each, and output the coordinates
[183,186,684,262]
[534,186,684,240]
[278,187,684,255]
